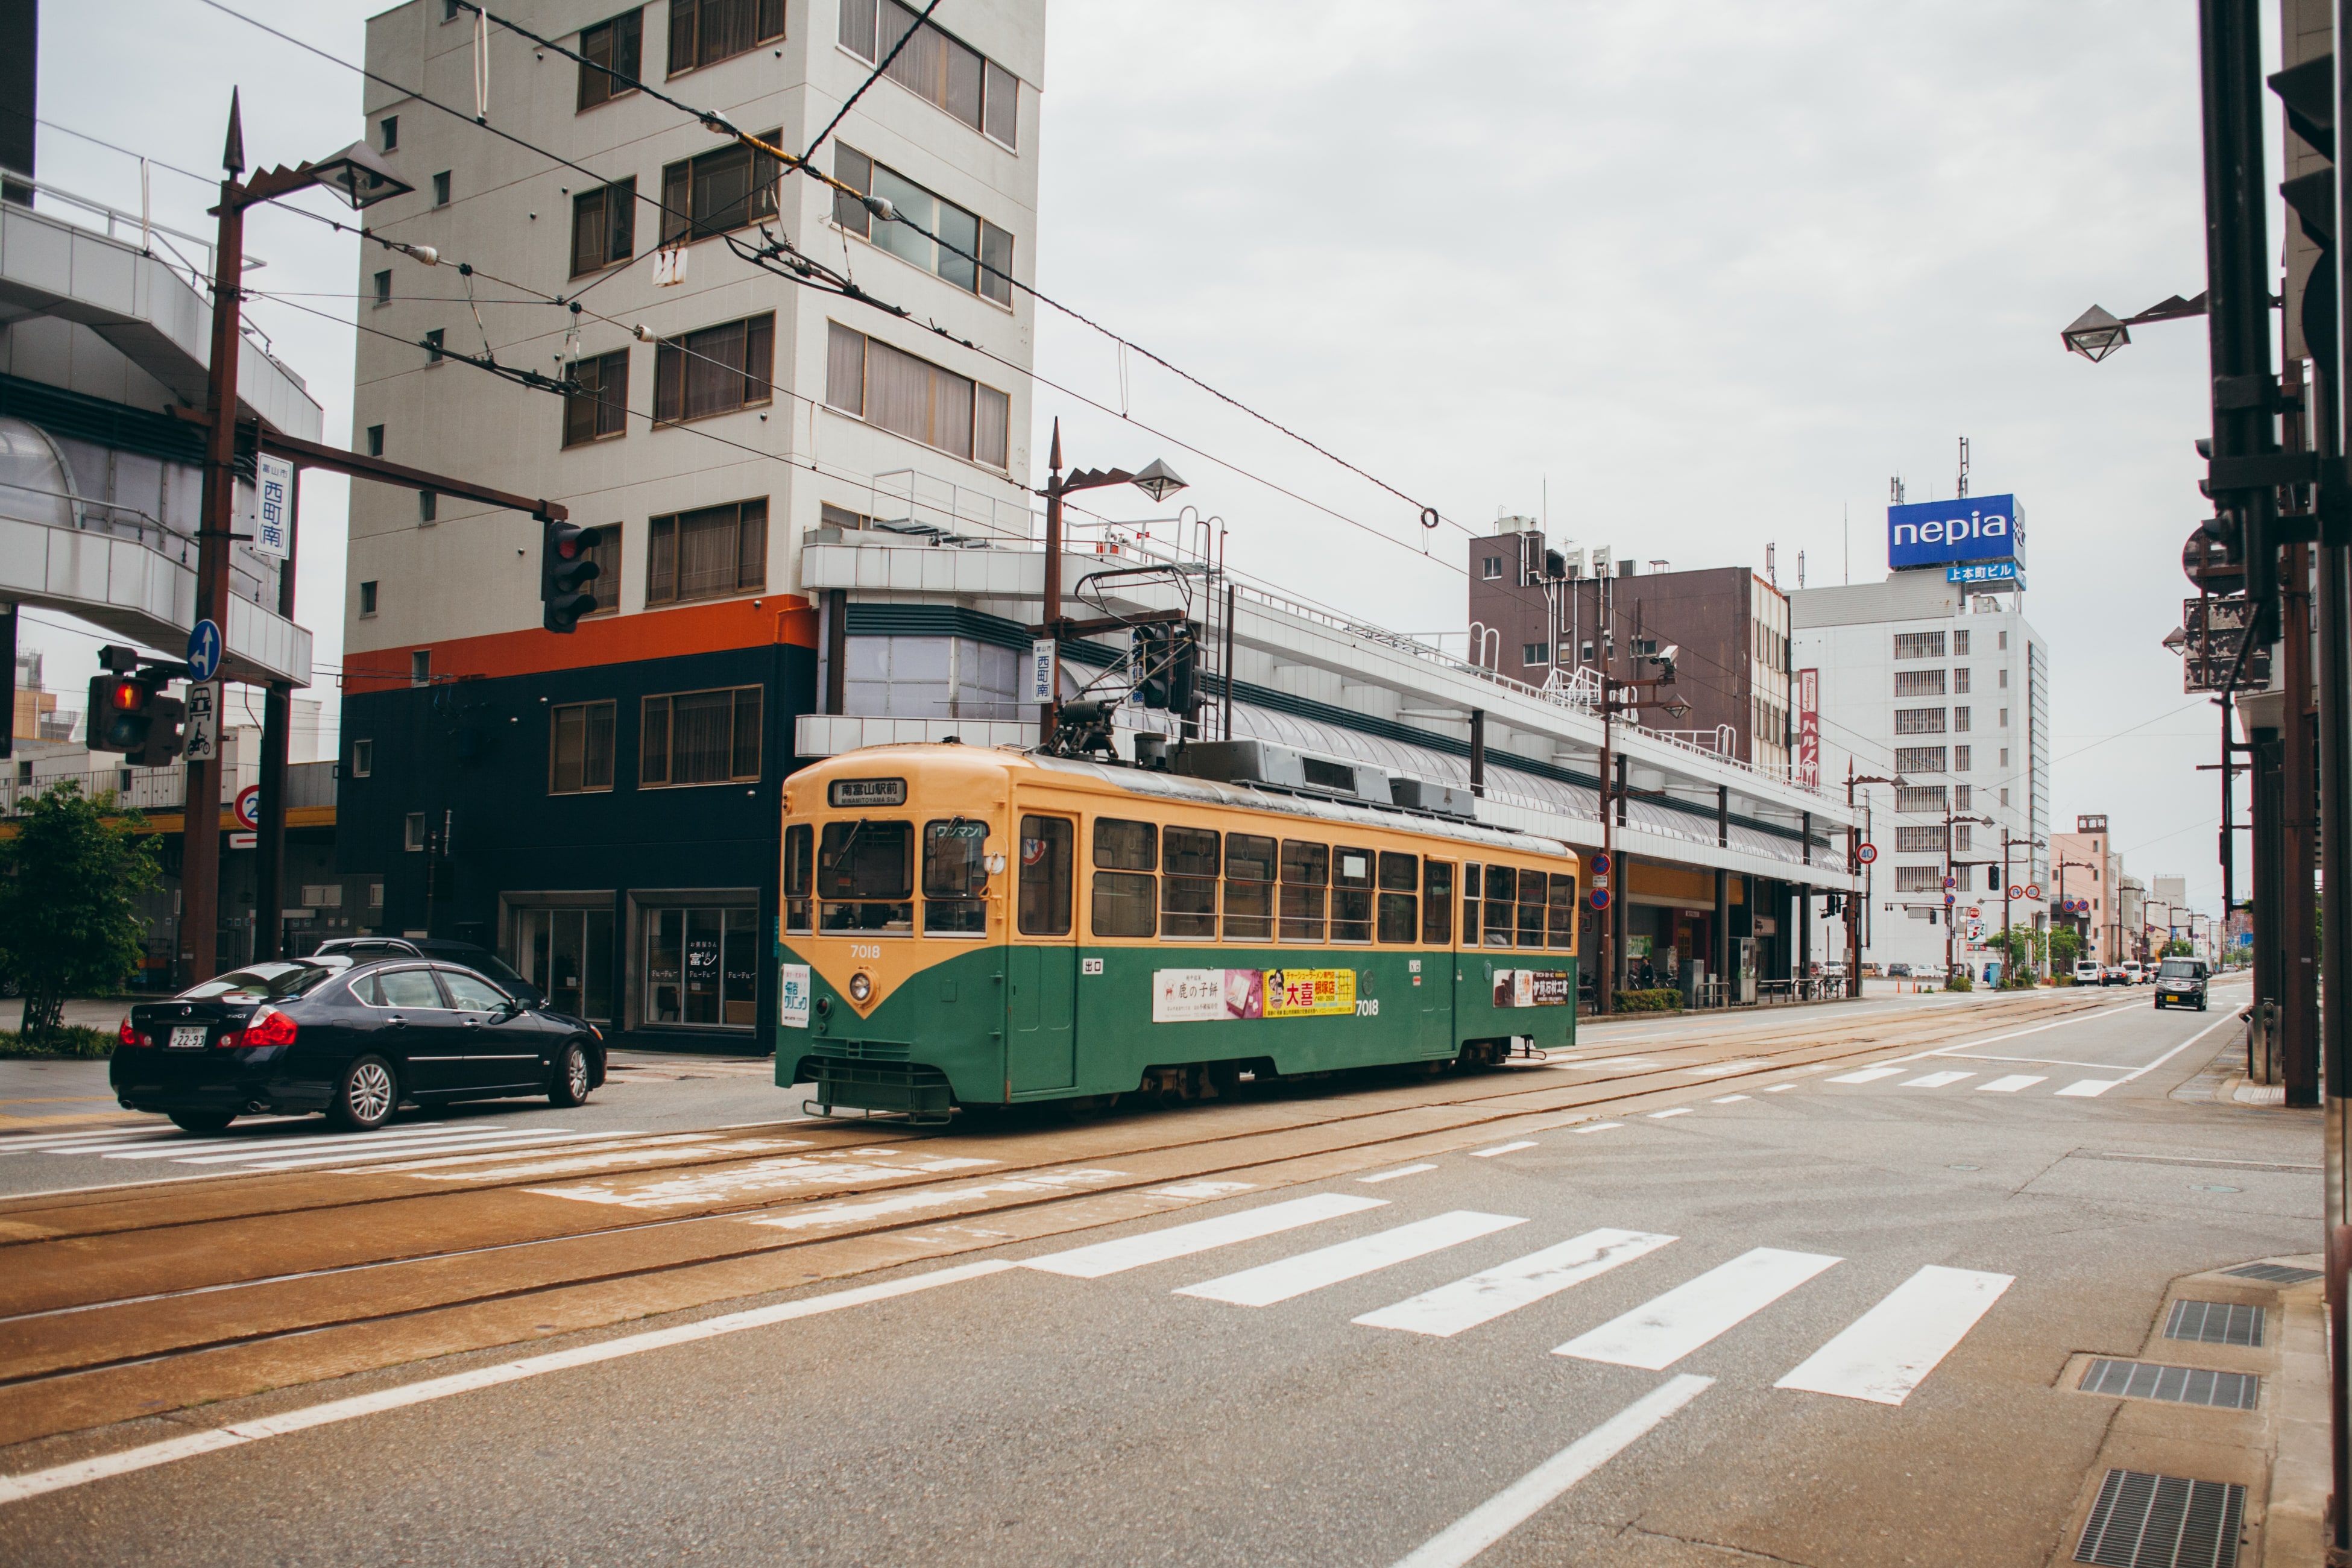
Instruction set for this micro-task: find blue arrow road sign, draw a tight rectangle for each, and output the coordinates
[186,619,222,683]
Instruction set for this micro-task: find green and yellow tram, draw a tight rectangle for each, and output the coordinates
[776,744,1580,1121]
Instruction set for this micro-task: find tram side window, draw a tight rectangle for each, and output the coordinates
[818,819,913,934]
[1092,816,1158,938]
[1225,833,1276,942]
[783,823,812,934]
[1017,816,1073,936]
[1377,851,1417,943]
[1482,864,1516,946]
[1548,873,1578,949]
[1280,840,1328,942]
[1462,861,1481,946]
[922,818,989,936]
[1516,871,1548,948]
[1422,860,1454,944]
[1162,826,1219,939]
[1332,846,1373,943]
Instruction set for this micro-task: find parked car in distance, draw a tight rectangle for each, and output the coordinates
[112,957,603,1133]
[2154,958,2209,1011]
[1887,963,1914,978]
[2073,960,2101,984]
[2120,961,2144,986]
[309,936,544,1007]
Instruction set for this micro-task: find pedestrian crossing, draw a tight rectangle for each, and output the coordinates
[1018,1193,2013,1407]
[0,1119,809,1179]
[1826,1064,2123,1099]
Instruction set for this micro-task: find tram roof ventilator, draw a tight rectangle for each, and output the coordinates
[1171,739,1481,823]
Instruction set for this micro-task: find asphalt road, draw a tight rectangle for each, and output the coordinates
[0,978,2307,1567]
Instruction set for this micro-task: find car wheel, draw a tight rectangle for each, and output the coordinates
[549,1041,593,1108]
[330,1055,398,1131]
[169,1109,235,1133]
[2154,1000,2164,1010]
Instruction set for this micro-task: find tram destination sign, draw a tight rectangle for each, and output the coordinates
[828,777,907,808]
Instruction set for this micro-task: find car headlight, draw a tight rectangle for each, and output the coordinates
[848,972,872,1003]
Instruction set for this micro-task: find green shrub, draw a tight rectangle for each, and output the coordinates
[0,1025,116,1059]
[1613,988,1683,1013]
[1944,974,1974,992]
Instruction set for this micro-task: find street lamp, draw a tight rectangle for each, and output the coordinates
[2059,292,2209,361]
[1033,419,1184,737]
[179,93,414,984]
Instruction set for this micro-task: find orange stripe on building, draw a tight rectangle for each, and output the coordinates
[343,597,819,694]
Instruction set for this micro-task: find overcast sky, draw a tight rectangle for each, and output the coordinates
[28,0,2236,913]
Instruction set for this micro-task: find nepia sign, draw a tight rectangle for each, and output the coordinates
[1888,494,2020,571]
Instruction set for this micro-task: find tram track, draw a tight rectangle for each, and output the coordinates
[0,991,2119,1449]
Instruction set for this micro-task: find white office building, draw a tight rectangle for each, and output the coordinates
[1791,568,2051,977]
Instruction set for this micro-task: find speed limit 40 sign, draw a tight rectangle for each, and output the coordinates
[1854,842,1878,864]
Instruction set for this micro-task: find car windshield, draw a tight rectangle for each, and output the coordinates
[178,963,333,1002]
[461,951,532,991]
[2160,960,2199,978]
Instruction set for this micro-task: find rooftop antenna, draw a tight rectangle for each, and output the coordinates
[1797,549,1806,589]
[1765,542,1777,587]
[1956,435,1970,499]
[1844,502,1849,585]
[1890,474,1905,506]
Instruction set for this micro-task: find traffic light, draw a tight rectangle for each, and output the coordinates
[1131,622,1171,708]
[85,674,154,755]
[540,521,603,633]
[137,694,186,767]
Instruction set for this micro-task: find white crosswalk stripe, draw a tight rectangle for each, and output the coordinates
[1022,1193,1386,1279]
[1977,1074,2047,1092]
[1829,1066,1903,1085]
[2055,1079,2120,1097]
[0,1120,672,1176]
[1177,1211,1526,1307]
[1355,1228,1676,1338]
[1553,1247,1843,1369]
[1774,1265,2013,1405]
[1900,1071,1974,1089]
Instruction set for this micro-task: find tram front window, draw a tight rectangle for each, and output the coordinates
[819,819,914,934]
[923,818,989,936]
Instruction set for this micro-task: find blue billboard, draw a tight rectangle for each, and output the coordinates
[1888,494,2019,571]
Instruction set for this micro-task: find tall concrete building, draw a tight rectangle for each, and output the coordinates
[343,0,1044,1044]
[2048,816,2123,965]
[1791,497,2049,978]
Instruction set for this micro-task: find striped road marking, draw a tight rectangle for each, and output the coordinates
[2056,1080,2122,1098]
[1355,1228,1676,1338]
[1829,1067,1903,1085]
[1021,1193,1385,1279]
[1900,1072,1975,1089]
[1359,1164,1439,1183]
[1469,1142,1537,1158]
[1554,1247,1843,1369]
[1774,1265,2014,1405]
[1573,1122,1624,1135]
[1977,1075,2048,1093]
[1176,1211,1527,1308]
[1648,1108,1691,1119]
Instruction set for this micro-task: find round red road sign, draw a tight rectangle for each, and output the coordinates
[233,784,260,831]
[2025,883,2041,901]
[1855,842,1878,864]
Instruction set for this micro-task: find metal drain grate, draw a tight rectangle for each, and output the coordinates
[2165,1300,2266,1347]
[2222,1262,2320,1285]
[2075,1470,2244,1567]
[2081,1360,2260,1410]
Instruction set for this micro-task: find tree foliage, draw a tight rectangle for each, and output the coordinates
[0,782,160,1042]
[2049,927,2082,968]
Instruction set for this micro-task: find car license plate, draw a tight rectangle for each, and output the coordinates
[168,1025,209,1050]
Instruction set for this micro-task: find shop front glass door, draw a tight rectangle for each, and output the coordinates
[645,906,758,1028]
[518,907,613,1022]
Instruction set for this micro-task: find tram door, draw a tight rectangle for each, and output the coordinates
[1007,814,1078,1093]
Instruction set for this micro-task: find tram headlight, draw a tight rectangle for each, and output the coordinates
[848,972,873,1003]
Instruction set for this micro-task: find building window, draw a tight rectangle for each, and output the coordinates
[1895,786,1946,813]
[563,350,631,446]
[641,686,762,786]
[1894,865,1944,892]
[1952,667,1971,694]
[831,145,1014,305]
[658,132,781,244]
[352,739,373,777]
[380,115,398,151]
[1522,643,1550,666]
[585,527,620,612]
[820,502,874,532]
[423,328,446,366]
[646,499,766,604]
[405,811,427,851]
[824,321,1010,469]
[570,179,636,276]
[359,580,378,616]
[1955,786,1972,809]
[642,907,758,1027]
[1952,629,1969,655]
[1953,707,1972,732]
[667,0,783,76]
[1893,669,1946,697]
[410,649,431,685]
[1893,631,1946,660]
[1999,707,2009,728]
[419,491,438,524]
[840,0,1018,149]
[1893,746,1946,773]
[1896,827,1945,852]
[1894,707,1945,735]
[653,312,774,423]
[517,907,614,1023]
[367,424,385,457]
[1999,631,2009,649]
[1954,745,1971,771]
[1481,556,1502,579]
[373,269,392,306]
[2000,787,2010,807]
[550,700,617,793]
[578,8,643,110]
[432,171,451,207]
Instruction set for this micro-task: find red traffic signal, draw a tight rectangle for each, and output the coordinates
[541,521,604,634]
[85,674,153,754]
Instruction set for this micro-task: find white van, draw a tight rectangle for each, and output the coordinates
[2073,960,2101,984]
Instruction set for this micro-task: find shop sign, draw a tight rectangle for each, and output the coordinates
[778,963,811,1028]
[1493,968,1573,1007]
[685,936,720,978]
[1796,668,1820,788]
[1888,493,2019,570]
[1150,968,1358,1021]
[1267,968,1357,1017]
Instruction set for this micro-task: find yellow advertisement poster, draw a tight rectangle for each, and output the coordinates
[1263,968,1357,1018]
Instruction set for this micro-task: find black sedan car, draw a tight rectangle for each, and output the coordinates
[112,958,605,1133]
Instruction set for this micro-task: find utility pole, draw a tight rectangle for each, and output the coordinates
[1592,659,1690,1015]
[1029,418,1183,745]
[1846,765,1902,999]
[1942,805,1996,981]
